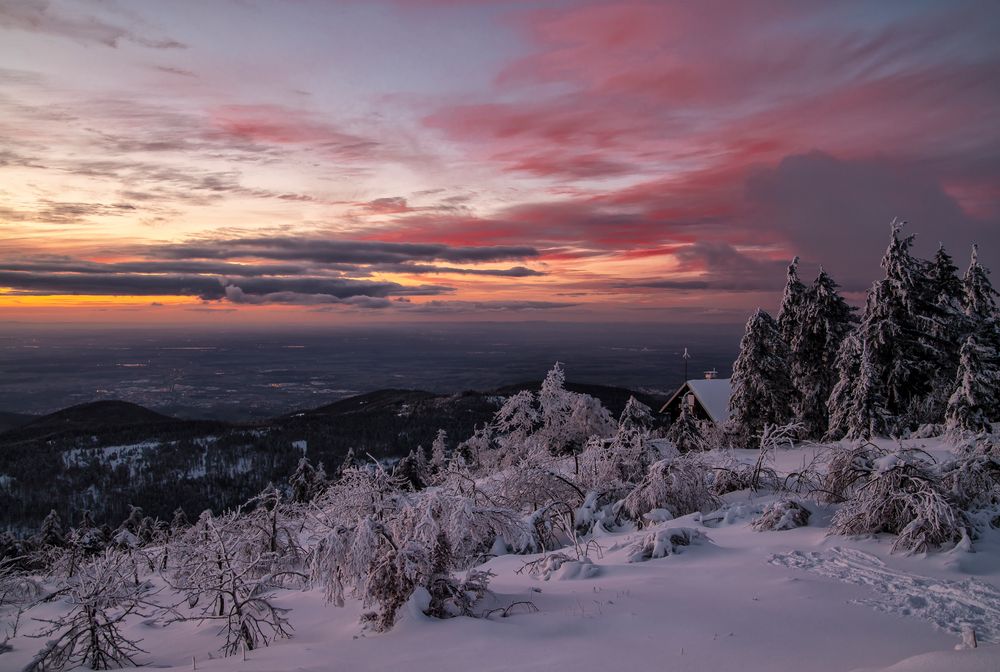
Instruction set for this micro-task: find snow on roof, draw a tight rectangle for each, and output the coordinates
[684,378,733,423]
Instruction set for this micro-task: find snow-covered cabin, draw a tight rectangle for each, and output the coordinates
[659,373,733,424]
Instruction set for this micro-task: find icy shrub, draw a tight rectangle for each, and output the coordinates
[622,456,720,524]
[626,527,706,563]
[752,500,811,531]
[168,511,293,655]
[519,552,599,581]
[829,448,969,554]
[818,441,881,503]
[311,486,526,631]
[24,551,152,671]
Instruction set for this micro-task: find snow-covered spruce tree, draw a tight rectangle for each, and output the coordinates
[963,244,999,320]
[728,308,795,448]
[860,222,942,429]
[393,450,426,491]
[37,509,66,549]
[795,269,857,439]
[776,256,808,348]
[430,429,449,476]
[665,397,704,452]
[289,456,319,504]
[911,245,969,423]
[25,550,152,671]
[826,331,862,439]
[845,340,891,440]
[945,335,999,433]
[962,244,1000,421]
[618,395,654,434]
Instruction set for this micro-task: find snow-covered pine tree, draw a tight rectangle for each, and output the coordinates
[430,429,448,473]
[963,244,999,320]
[777,256,808,346]
[826,331,862,439]
[665,396,704,452]
[945,334,999,433]
[393,450,426,491]
[846,340,891,440]
[922,244,970,420]
[857,222,940,430]
[962,245,1000,422]
[729,308,795,448]
[538,362,574,456]
[37,509,65,548]
[618,395,654,434]
[795,268,857,439]
[289,456,318,504]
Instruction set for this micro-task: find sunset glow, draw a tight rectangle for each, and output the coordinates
[2,0,998,324]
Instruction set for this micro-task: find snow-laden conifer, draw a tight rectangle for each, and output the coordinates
[945,334,999,433]
[729,308,795,448]
[826,331,861,439]
[776,256,808,347]
[795,268,857,438]
[846,340,891,440]
[665,397,704,453]
[859,222,940,429]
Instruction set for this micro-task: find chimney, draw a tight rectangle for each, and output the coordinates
[704,369,718,380]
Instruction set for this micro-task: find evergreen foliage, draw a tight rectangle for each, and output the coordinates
[729,309,795,447]
[945,335,999,433]
[665,398,705,452]
[857,222,941,430]
[794,268,857,438]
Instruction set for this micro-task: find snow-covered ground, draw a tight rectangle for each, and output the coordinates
[3,442,999,672]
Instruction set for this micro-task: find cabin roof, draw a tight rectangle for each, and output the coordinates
[660,378,733,423]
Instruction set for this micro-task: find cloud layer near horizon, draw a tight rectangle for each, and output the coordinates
[1,0,998,322]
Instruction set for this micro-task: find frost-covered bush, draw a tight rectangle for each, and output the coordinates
[518,552,599,581]
[626,527,706,563]
[488,463,586,514]
[310,486,527,631]
[751,500,811,531]
[574,489,628,536]
[169,511,293,655]
[818,442,880,503]
[829,448,968,554]
[25,551,152,671]
[621,457,720,524]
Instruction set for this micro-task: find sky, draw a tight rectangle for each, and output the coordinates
[1,0,999,325]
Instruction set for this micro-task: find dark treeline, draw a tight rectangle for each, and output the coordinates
[730,221,999,445]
